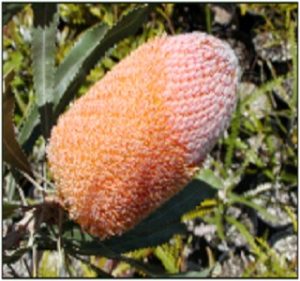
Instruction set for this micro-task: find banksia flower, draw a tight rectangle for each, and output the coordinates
[47,32,239,239]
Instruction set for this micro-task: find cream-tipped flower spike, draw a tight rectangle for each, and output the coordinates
[47,32,240,239]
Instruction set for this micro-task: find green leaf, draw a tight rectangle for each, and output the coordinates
[241,76,284,111]
[3,72,32,176]
[154,246,178,274]
[225,215,263,257]
[102,180,216,253]
[78,249,165,277]
[38,251,59,277]
[289,22,297,110]
[60,180,216,256]
[53,23,109,111]
[54,4,153,117]
[16,5,152,153]
[228,193,277,224]
[3,3,26,25]
[38,236,162,277]
[194,169,223,189]
[31,4,57,138]
[17,104,41,152]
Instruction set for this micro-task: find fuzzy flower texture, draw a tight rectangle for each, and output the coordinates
[47,32,240,239]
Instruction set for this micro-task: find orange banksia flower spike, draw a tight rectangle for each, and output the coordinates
[47,32,240,239]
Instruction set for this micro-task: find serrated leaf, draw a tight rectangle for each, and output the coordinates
[16,5,152,153]
[53,23,109,110]
[3,3,26,25]
[17,104,41,152]
[3,72,32,176]
[31,4,57,138]
[54,4,153,117]
[154,246,178,273]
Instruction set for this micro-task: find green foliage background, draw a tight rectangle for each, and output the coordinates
[3,3,298,278]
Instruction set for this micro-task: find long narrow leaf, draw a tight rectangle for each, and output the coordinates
[225,215,262,257]
[61,180,216,254]
[17,104,41,152]
[289,22,297,110]
[31,4,57,138]
[54,4,153,117]
[36,179,215,274]
[3,72,32,175]
[37,235,163,277]
[53,23,109,109]
[17,5,152,152]
[102,180,216,253]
